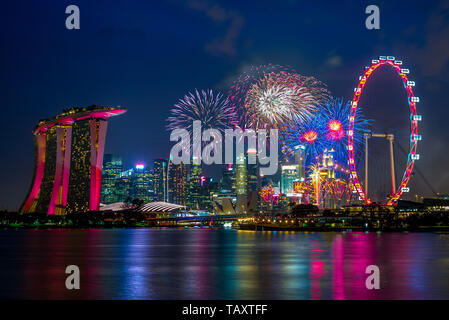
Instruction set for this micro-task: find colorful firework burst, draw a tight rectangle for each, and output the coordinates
[244,73,316,128]
[280,97,371,166]
[280,115,328,166]
[325,178,356,207]
[260,185,275,204]
[318,97,371,164]
[228,64,329,129]
[301,76,332,104]
[166,89,235,133]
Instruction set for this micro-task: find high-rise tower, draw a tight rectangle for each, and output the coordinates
[101,154,123,204]
[153,158,168,201]
[220,164,234,193]
[132,164,153,202]
[20,105,126,214]
[187,163,202,209]
[235,153,248,195]
[169,161,187,205]
[281,164,300,195]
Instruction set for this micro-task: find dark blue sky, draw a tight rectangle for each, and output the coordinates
[1,0,448,209]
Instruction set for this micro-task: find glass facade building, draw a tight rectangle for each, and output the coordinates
[100,154,123,204]
[187,164,202,209]
[153,158,168,201]
[169,162,187,205]
[281,164,300,196]
[235,153,248,195]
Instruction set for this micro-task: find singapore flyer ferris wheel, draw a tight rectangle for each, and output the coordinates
[348,56,422,206]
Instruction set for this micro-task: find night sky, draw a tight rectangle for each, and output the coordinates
[1,0,449,210]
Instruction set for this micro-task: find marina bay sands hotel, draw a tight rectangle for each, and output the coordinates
[20,105,126,215]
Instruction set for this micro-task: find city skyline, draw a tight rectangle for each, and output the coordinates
[1,1,449,210]
[2,1,449,304]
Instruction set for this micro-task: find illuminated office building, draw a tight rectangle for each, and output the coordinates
[187,163,202,209]
[144,169,155,202]
[247,148,259,191]
[220,164,234,193]
[247,149,260,211]
[101,154,123,204]
[115,174,132,202]
[153,158,168,201]
[198,175,217,210]
[132,164,153,202]
[169,162,187,205]
[20,106,126,214]
[234,153,248,195]
[281,164,300,196]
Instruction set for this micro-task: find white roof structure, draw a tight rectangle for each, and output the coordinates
[138,201,186,212]
[100,202,137,211]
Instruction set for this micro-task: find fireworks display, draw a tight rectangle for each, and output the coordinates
[301,76,332,105]
[280,114,327,166]
[326,179,355,207]
[228,64,329,129]
[300,164,356,208]
[166,89,235,132]
[280,97,371,166]
[166,65,372,209]
[260,185,274,204]
[244,73,316,128]
[318,97,371,163]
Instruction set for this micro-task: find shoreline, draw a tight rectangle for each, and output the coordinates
[2,223,449,233]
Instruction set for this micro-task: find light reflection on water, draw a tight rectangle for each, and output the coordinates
[0,229,449,299]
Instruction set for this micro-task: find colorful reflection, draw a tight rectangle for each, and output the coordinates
[0,230,449,299]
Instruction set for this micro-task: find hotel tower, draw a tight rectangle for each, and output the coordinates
[20,105,126,214]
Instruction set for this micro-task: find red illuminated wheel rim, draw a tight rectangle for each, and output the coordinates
[348,56,421,205]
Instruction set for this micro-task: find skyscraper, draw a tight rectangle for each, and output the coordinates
[169,162,187,205]
[153,158,168,201]
[132,164,153,202]
[101,154,123,204]
[235,153,248,195]
[20,106,126,214]
[281,164,300,196]
[247,149,259,193]
[187,163,202,209]
[199,176,218,210]
[115,174,132,202]
[147,170,155,201]
[247,149,260,211]
[220,164,234,193]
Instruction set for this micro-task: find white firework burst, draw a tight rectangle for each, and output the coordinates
[167,89,235,132]
[244,73,317,128]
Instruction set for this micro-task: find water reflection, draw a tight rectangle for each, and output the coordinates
[0,229,448,299]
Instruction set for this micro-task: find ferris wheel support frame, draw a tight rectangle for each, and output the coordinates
[364,132,396,201]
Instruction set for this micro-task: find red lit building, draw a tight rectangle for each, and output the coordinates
[20,105,126,214]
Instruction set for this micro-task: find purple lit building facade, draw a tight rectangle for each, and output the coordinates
[20,105,126,214]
